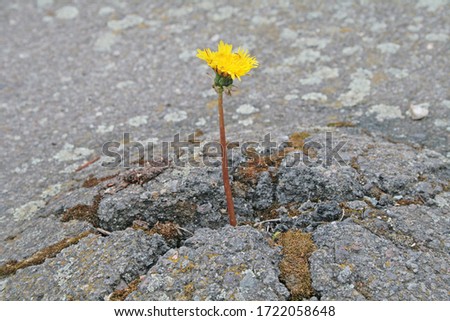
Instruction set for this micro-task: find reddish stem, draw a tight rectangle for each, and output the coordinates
[217,90,237,226]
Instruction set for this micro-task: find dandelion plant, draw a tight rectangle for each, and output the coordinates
[197,41,258,226]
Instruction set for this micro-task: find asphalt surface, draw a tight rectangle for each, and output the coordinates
[1,0,449,217]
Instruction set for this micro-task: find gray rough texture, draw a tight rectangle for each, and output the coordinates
[95,131,449,233]
[0,217,93,265]
[2,0,449,225]
[0,0,449,301]
[1,229,168,300]
[1,131,448,301]
[127,226,289,301]
[310,216,449,300]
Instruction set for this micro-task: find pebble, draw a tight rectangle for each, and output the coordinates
[408,103,429,120]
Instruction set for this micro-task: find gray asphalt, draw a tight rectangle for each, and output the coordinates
[1,0,449,218]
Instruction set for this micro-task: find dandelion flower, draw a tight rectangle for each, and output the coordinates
[196,41,259,227]
[197,40,258,81]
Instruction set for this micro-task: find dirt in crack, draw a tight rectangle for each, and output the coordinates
[61,194,103,227]
[109,277,142,301]
[82,174,118,188]
[0,230,92,278]
[132,221,184,247]
[237,131,310,185]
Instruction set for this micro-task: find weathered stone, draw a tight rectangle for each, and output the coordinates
[276,161,364,204]
[1,229,168,300]
[127,226,289,300]
[0,217,93,265]
[310,220,449,300]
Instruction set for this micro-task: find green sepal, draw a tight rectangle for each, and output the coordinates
[214,73,233,88]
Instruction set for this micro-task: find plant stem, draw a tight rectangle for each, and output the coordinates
[217,90,237,226]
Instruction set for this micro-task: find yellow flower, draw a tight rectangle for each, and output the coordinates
[196,41,258,81]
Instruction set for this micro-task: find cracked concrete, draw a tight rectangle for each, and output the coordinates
[1,0,449,301]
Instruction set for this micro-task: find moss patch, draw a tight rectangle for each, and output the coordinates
[110,278,142,301]
[0,230,92,278]
[61,194,102,226]
[278,230,316,300]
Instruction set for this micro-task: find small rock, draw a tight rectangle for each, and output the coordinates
[312,201,341,222]
[408,103,429,120]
